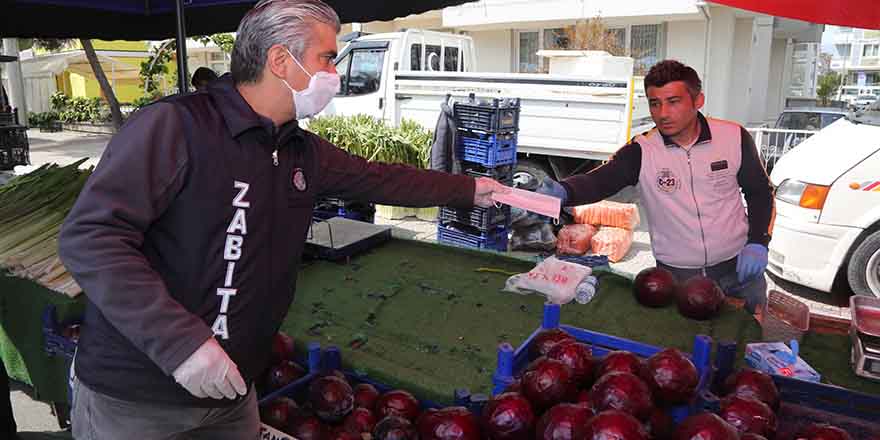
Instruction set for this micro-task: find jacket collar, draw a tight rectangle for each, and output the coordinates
[662,112,712,148]
[208,74,303,145]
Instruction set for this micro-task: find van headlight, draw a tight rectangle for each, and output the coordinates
[775,179,830,210]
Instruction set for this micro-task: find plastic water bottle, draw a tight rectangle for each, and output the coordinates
[575,281,597,304]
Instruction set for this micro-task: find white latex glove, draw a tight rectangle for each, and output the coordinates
[172,338,248,400]
[474,177,511,208]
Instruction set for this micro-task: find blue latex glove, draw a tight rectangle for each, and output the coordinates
[535,177,568,204]
[736,243,768,283]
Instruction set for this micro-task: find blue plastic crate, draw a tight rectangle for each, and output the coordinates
[458,131,517,168]
[492,303,717,423]
[437,223,509,252]
[714,341,880,439]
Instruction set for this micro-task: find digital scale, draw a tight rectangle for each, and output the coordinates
[850,296,880,381]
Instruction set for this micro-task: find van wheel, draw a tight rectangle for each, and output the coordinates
[513,159,552,190]
[847,230,880,298]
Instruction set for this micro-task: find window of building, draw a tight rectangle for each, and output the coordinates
[864,44,879,57]
[631,24,664,76]
[518,31,540,73]
[515,24,663,75]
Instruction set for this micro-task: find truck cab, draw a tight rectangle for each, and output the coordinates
[327,30,475,120]
[767,104,880,298]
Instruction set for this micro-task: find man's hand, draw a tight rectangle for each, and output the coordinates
[736,243,769,283]
[172,338,248,400]
[474,177,511,208]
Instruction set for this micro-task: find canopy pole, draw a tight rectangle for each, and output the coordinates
[175,0,189,93]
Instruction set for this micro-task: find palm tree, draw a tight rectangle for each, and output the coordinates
[33,39,124,130]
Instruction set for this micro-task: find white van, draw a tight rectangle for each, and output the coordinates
[767,106,880,298]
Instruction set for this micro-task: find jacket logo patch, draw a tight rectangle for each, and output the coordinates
[292,168,307,192]
[711,160,728,171]
[656,168,680,194]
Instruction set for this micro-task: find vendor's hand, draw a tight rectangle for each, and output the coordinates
[535,177,568,204]
[474,177,510,208]
[736,243,768,283]
[172,337,248,400]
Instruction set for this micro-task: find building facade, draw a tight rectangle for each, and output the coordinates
[343,0,823,125]
[828,26,880,101]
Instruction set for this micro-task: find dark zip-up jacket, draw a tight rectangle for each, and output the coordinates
[58,75,475,406]
[560,113,774,268]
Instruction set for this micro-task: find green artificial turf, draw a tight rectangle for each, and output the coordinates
[284,239,878,403]
[0,272,85,404]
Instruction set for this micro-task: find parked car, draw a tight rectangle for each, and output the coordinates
[767,107,880,298]
[763,107,847,171]
[853,94,878,110]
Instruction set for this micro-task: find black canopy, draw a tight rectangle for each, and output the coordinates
[1,0,472,90]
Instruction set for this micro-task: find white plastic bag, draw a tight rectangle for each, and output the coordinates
[503,256,592,305]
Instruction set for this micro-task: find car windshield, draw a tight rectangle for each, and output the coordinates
[821,113,845,127]
[778,112,822,130]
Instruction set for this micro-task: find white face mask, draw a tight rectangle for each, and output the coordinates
[280,48,340,119]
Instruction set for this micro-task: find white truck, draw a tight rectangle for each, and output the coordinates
[767,106,880,298]
[322,29,651,188]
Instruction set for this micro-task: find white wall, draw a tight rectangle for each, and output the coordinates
[24,74,56,113]
[766,38,787,121]
[665,20,708,81]
[703,6,736,119]
[728,18,753,125]
[469,29,513,72]
[444,0,701,28]
[746,17,774,125]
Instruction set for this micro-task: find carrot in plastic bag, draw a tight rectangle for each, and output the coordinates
[590,226,634,262]
[572,201,640,230]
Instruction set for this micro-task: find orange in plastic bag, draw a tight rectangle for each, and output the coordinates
[556,224,597,256]
[591,226,634,262]
[572,201,640,230]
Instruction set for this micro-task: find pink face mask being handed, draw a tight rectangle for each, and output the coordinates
[492,187,562,220]
[279,47,340,119]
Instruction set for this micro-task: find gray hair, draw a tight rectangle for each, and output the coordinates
[231,0,340,84]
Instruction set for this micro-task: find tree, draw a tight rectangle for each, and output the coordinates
[564,17,626,56]
[138,34,235,103]
[34,39,124,130]
[817,72,842,106]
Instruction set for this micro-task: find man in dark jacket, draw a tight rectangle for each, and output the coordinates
[58,1,507,438]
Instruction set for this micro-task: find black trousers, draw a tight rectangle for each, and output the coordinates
[1,358,16,436]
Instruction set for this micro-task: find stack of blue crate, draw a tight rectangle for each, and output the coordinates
[437,95,520,252]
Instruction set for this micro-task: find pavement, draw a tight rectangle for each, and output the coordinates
[3,128,855,433]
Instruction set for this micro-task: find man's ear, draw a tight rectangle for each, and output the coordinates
[694,92,705,110]
[266,45,290,80]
